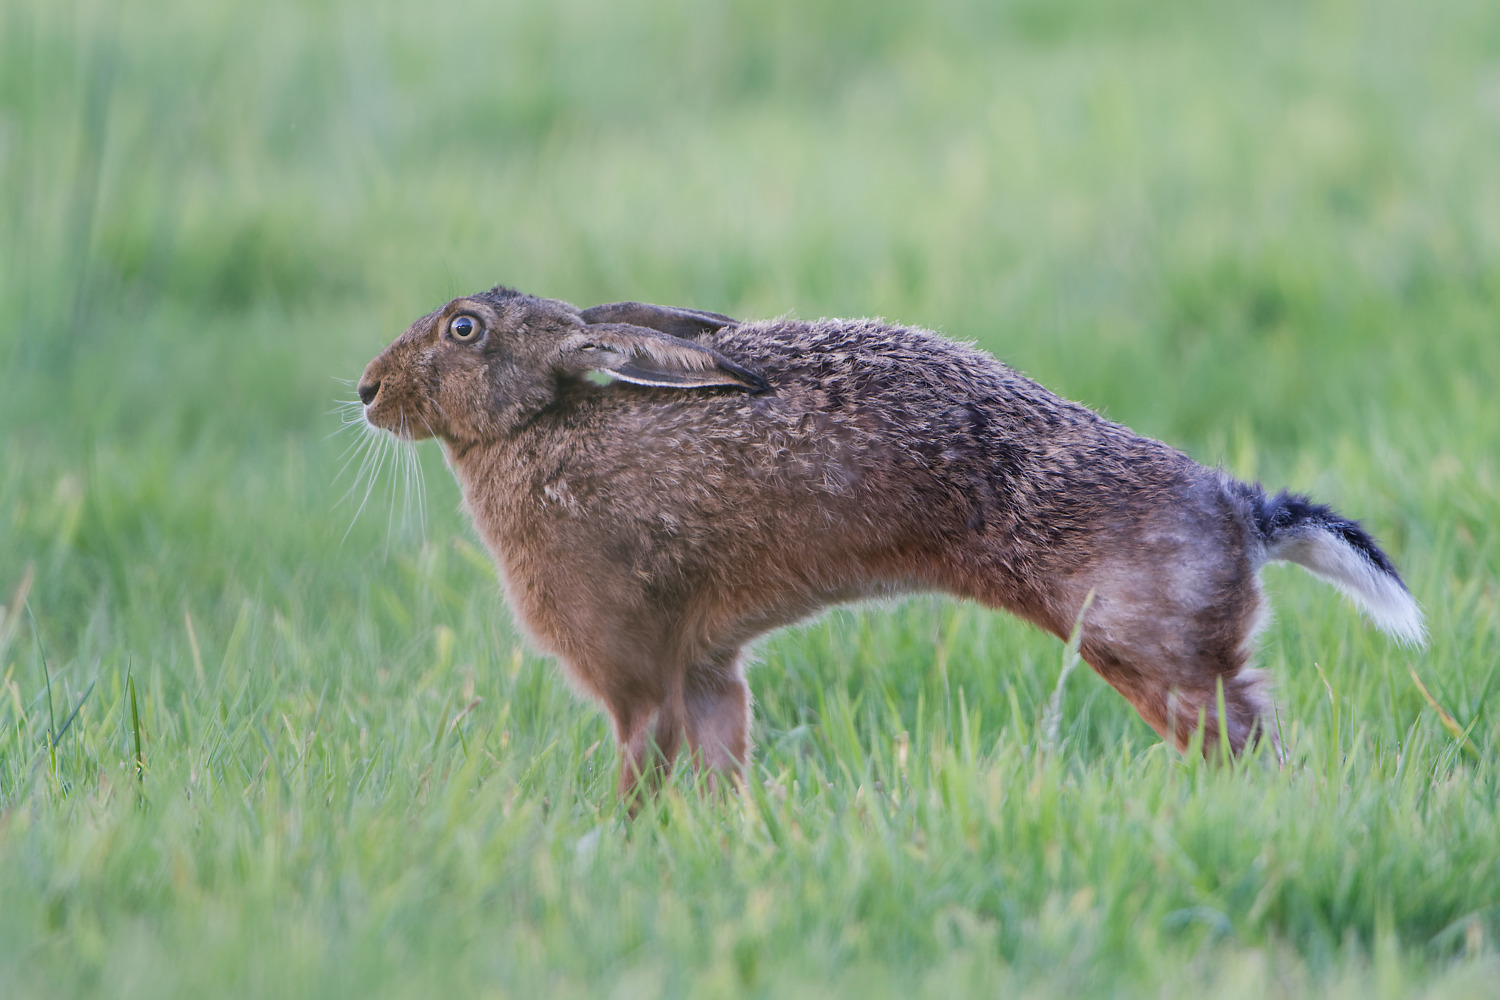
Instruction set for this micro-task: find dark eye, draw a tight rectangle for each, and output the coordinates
[449,314,483,342]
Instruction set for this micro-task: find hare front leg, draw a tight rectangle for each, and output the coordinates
[609,686,688,803]
[683,649,751,787]
[597,648,751,802]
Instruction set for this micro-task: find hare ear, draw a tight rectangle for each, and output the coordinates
[579,301,737,339]
[558,324,767,391]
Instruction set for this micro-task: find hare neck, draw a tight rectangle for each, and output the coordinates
[445,437,535,559]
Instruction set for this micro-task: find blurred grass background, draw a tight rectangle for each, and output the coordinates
[2,0,1498,996]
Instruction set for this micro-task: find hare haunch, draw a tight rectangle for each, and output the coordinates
[357,286,1423,795]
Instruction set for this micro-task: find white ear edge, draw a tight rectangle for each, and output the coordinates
[560,327,766,392]
[605,362,751,389]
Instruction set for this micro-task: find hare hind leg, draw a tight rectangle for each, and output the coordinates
[1086,643,1278,758]
[1076,568,1279,759]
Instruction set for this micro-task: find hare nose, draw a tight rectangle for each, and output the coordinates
[357,380,380,406]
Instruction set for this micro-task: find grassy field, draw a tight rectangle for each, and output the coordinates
[3,0,1499,995]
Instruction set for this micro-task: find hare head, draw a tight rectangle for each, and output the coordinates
[357,286,765,447]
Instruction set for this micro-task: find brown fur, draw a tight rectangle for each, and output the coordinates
[357,286,1412,796]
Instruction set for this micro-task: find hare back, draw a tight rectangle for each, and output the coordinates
[452,316,1256,681]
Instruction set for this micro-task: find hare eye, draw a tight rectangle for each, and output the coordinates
[449,314,482,342]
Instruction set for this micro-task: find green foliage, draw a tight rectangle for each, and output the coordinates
[2,0,1498,996]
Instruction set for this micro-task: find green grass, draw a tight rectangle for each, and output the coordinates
[3,0,1499,996]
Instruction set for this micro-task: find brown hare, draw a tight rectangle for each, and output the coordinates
[357,286,1424,797]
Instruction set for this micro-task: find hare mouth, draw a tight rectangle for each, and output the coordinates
[364,404,433,441]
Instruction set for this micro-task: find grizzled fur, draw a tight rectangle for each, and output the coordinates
[358,285,1422,797]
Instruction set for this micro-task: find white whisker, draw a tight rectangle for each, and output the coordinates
[398,415,411,534]
[343,418,393,544]
[332,393,434,547]
[333,414,381,506]
[384,411,406,545]
[332,428,372,480]
[326,400,370,440]
[413,413,434,536]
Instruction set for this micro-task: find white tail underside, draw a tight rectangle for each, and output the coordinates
[1268,529,1427,647]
